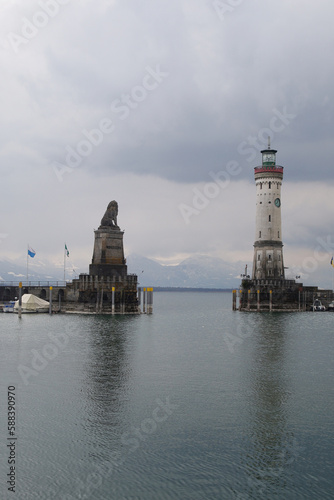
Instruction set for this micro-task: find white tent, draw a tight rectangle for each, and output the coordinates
[14,294,49,313]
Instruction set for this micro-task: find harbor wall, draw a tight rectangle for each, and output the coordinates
[235,280,333,311]
[0,274,139,314]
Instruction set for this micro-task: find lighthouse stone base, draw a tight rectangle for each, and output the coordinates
[238,278,333,312]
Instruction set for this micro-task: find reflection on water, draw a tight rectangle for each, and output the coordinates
[82,316,139,457]
[1,294,334,499]
[240,314,296,498]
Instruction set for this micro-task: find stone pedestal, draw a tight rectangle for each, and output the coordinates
[89,227,127,279]
[78,200,140,313]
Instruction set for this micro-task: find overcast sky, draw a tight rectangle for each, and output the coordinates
[1,0,334,287]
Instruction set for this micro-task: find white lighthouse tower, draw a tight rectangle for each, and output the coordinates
[237,139,330,312]
[252,139,285,280]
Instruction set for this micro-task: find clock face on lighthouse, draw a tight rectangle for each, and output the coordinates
[275,198,281,207]
[263,153,275,163]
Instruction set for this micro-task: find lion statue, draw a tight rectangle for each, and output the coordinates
[100,200,119,229]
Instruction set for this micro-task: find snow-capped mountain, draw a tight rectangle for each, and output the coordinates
[0,254,246,289]
[127,254,245,288]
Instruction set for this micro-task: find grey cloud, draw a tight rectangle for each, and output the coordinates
[1,0,334,276]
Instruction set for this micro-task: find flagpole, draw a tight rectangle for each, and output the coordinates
[27,244,29,284]
[64,244,70,284]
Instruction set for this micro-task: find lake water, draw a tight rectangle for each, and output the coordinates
[1,292,334,499]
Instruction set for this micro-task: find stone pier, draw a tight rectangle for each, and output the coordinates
[0,201,140,314]
[237,278,333,312]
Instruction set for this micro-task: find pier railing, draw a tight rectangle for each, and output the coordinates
[0,274,138,289]
[0,281,67,287]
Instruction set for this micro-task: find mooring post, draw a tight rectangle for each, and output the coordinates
[257,289,260,312]
[238,290,242,311]
[119,290,124,314]
[147,288,150,314]
[137,287,141,313]
[269,290,272,312]
[147,287,153,314]
[49,286,53,315]
[18,281,22,319]
[143,288,146,314]
[232,290,236,311]
[96,284,99,313]
[111,286,115,314]
[248,289,251,311]
[100,287,104,313]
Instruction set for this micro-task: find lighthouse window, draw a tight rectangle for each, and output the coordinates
[278,231,280,238]
[259,231,261,238]
[269,182,271,189]
[260,183,262,190]
[278,254,281,261]
[268,254,272,260]
[269,215,271,222]
[258,255,261,261]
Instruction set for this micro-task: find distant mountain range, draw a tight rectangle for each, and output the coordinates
[0,254,245,289]
[126,254,244,289]
[0,258,66,284]
[1,252,329,289]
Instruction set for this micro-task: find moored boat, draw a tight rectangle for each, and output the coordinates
[328,301,334,312]
[310,299,326,311]
[13,294,49,313]
[2,301,15,313]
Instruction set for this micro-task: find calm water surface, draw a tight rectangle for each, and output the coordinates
[1,292,334,499]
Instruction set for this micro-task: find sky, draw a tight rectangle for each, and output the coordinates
[0,0,334,287]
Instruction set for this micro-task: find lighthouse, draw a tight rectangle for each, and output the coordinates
[252,138,285,280]
[236,139,333,311]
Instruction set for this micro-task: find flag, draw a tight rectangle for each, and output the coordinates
[65,244,69,257]
[28,246,36,258]
[331,257,334,268]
